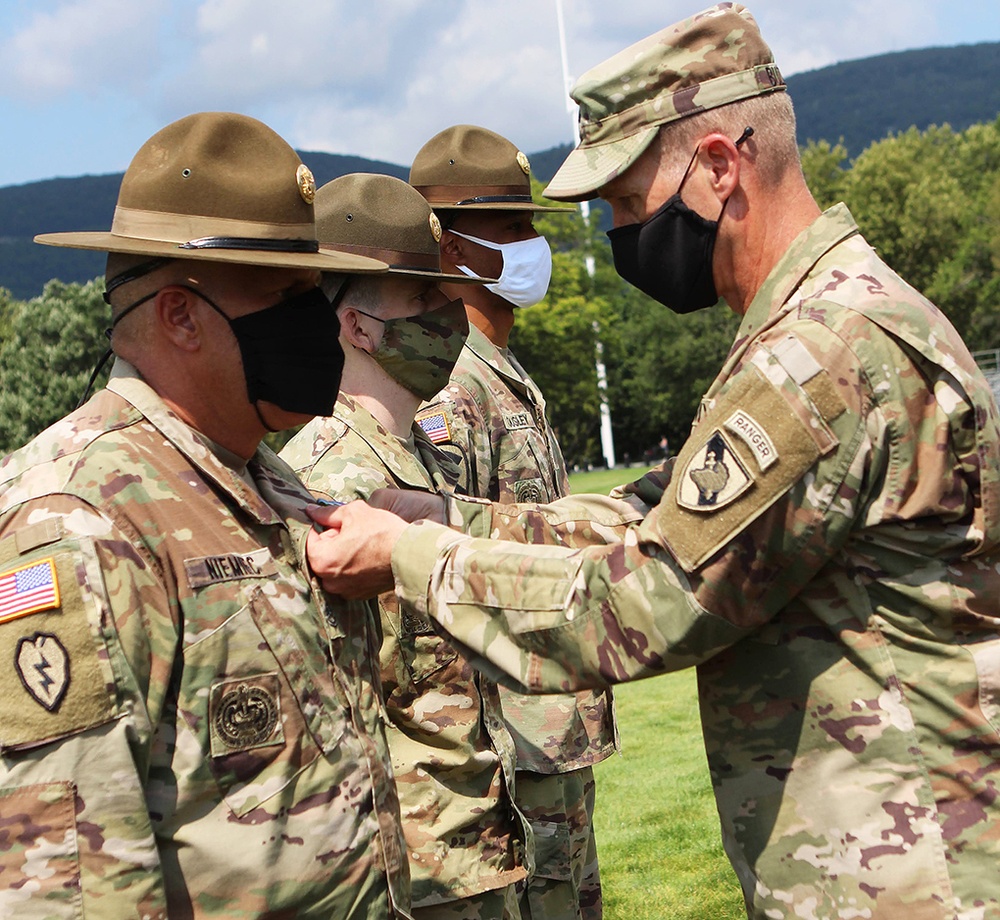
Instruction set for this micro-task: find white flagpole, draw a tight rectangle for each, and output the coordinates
[555,0,616,469]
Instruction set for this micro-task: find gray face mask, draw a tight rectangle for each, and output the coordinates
[356,298,470,400]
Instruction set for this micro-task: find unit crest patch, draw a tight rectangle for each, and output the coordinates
[677,430,752,511]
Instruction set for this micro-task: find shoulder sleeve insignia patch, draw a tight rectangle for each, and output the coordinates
[16,633,70,712]
[0,542,117,748]
[677,430,753,511]
[417,410,452,444]
[0,558,60,624]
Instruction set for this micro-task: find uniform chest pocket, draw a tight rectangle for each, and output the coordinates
[180,586,349,817]
[389,597,459,686]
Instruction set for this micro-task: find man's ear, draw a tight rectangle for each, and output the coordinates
[701,134,741,202]
[155,286,201,352]
[440,230,467,263]
[338,307,380,353]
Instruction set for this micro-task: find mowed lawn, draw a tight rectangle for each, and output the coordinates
[568,467,746,920]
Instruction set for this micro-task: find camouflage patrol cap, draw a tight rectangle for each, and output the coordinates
[545,3,785,202]
[315,174,493,284]
[34,112,386,274]
[410,125,571,213]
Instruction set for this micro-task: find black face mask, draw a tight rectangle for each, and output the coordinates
[196,285,344,425]
[106,282,344,427]
[607,127,753,314]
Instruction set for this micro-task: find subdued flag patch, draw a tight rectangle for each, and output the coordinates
[418,411,452,444]
[0,559,60,623]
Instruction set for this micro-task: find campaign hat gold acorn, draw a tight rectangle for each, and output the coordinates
[409,125,572,213]
[544,2,786,202]
[34,111,387,275]
[316,173,496,285]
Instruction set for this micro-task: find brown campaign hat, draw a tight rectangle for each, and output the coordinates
[315,174,494,284]
[545,3,785,201]
[409,125,573,213]
[35,112,387,274]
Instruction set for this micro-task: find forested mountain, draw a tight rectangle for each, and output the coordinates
[0,42,997,299]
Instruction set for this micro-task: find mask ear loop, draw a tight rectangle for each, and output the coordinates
[77,258,171,409]
[711,126,756,226]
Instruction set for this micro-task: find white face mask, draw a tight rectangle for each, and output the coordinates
[450,229,552,308]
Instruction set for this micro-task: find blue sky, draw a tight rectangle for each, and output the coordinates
[0,0,998,188]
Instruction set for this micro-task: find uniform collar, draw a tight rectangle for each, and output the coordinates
[332,393,437,491]
[105,358,295,525]
[707,204,860,400]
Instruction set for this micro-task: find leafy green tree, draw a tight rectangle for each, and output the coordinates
[800,139,849,209]
[0,287,16,343]
[842,119,1000,347]
[0,277,111,454]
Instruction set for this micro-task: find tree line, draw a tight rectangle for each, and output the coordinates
[1,117,998,464]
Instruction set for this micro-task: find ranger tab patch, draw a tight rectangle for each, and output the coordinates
[724,409,778,471]
[677,430,752,511]
[0,558,60,623]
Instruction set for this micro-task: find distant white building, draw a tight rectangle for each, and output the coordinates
[974,349,1000,405]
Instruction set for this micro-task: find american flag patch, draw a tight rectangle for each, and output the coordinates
[0,559,60,623]
[418,411,451,444]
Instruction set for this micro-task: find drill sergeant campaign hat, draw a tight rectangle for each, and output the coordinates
[544,2,786,202]
[34,111,387,276]
[409,124,572,213]
[315,173,495,284]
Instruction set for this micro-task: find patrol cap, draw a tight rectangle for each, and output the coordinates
[315,174,494,284]
[545,3,785,202]
[35,112,387,275]
[410,125,572,213]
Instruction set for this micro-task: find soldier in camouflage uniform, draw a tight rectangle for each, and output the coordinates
[281,174,528,920]
[0,113,412,918]
[410,126,618,920]
[307,5,1000,918]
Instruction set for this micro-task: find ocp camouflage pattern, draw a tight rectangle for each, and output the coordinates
[0,361,409,919]
[417,323,617,920]
[281,391,529,909]
[416,323,618,773]
[394,205,1000,918]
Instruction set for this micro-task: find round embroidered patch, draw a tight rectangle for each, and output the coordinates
[215,682,279,748]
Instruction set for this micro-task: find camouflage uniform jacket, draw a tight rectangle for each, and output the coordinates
[416,324,618,774]
[393,205,1000,919]
[280,391,528,908]
[0,361,409,919]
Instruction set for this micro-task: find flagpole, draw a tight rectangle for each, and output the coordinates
[555,0,616,469]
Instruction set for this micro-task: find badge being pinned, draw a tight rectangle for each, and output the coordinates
[16,633,70,712]
[677,430,752,512]
[0,558,60,623]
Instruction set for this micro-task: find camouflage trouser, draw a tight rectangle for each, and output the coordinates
[514,767,600,920]
[411,885,521,920]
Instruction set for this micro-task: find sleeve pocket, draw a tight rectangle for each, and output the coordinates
[0,782,82,918]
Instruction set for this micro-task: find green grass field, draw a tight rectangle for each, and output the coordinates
[568,468,746,920]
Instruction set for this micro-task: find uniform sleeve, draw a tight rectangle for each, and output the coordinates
[0,496,173,919]
[392,324,872,693]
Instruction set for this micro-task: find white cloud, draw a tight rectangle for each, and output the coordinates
[0,0,168,99]
[0,0,995,186]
